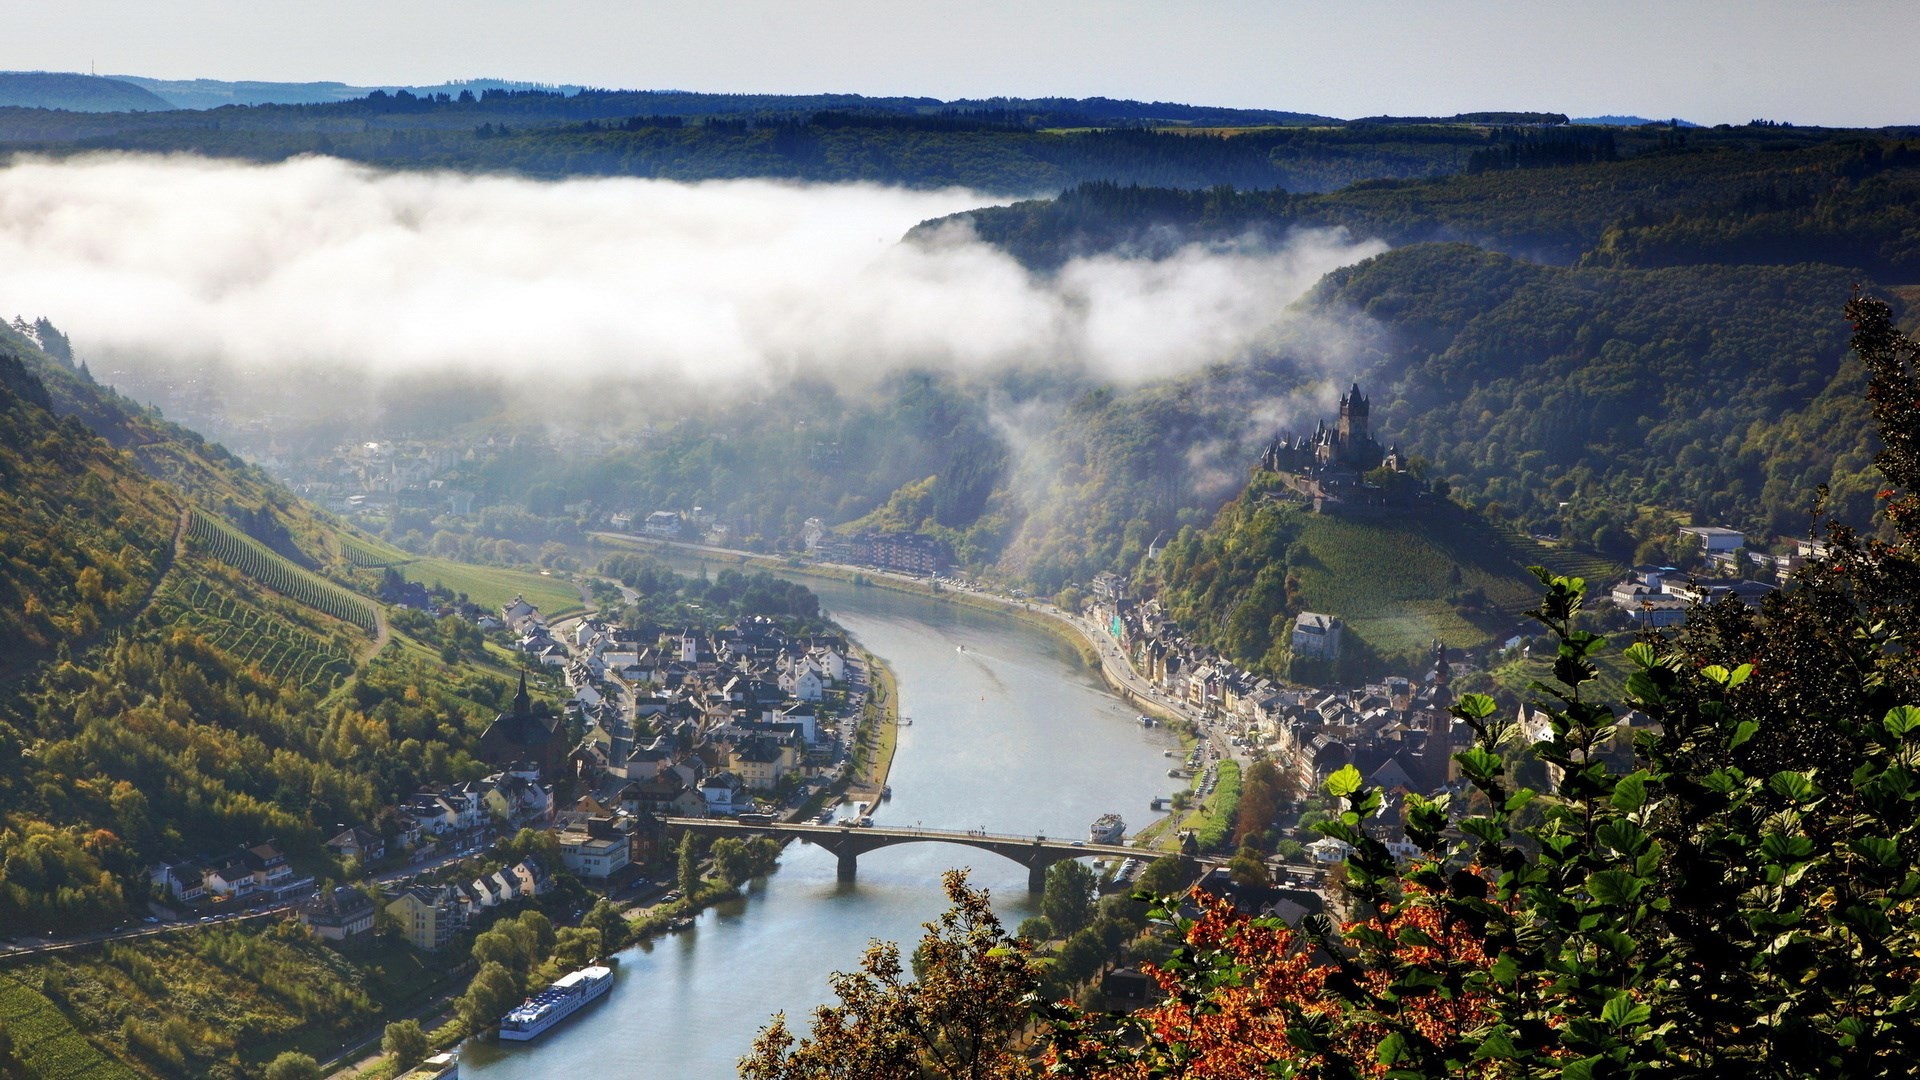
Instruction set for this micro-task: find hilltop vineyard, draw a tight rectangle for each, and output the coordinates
[186,510,378,635]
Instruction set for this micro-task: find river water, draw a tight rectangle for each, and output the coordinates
[462,576,1178,1079]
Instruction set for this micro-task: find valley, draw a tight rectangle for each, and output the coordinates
[0,48,1918,1078]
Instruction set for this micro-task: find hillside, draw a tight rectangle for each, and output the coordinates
[1150,474,1615,677]
[0,72,172,113]
[0,324,539,936]
[935,135,1920,275]
[1306,247,1882,545]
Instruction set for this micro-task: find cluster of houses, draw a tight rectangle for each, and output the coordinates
[393,767,557,841]
[376,858,553,951]
[1092,583,1474,796]
[149,839,316,908]
[1606,528,1813,627]
[557,613,860,826]
[268,437,477,519]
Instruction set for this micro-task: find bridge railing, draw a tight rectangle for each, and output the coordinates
[669,817,1139,848]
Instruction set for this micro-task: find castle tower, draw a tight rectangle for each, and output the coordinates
[1338,382,1370,444]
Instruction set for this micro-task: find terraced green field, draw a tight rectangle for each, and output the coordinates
[339,532,412,567]
[186,510,378,634]
[0,974,138,1080]
[152,574,355,695]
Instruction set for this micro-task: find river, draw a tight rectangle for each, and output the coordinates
[460,575,1179,1078]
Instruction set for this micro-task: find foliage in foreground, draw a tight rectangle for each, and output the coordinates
[748,297,1920,1079]
[740,870,1044,1080]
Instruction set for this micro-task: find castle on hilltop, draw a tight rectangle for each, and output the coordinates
[1256,383,1412,513]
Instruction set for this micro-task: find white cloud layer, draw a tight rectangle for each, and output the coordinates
[0,154,1385,388]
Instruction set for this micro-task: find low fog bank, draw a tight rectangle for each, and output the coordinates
[0,153,1387,404]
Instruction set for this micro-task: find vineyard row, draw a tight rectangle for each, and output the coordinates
[185,511,377,635]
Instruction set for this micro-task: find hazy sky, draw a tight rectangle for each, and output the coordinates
[8,0,1917,128]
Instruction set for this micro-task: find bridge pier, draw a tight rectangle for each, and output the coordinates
[837,849,858,882]
[1028,861,1047,893]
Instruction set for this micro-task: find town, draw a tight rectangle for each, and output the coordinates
[127,587,875,958]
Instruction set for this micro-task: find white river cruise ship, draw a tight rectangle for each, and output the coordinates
[497,965,614,1042]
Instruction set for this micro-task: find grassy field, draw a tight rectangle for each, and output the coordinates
[1287,508,1623,664]
[853,651,901,794]
[399,558,583,616]
[1288,511,1538,662]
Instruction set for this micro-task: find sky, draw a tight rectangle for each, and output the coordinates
[7,0,1918,128]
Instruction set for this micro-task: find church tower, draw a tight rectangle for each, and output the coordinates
[1338,382,1369,444]
[1425,641,1453,791]
[513,669,531,717]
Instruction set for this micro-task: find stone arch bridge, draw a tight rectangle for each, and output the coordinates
[664,817,1165,891]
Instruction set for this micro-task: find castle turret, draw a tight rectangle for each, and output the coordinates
[1339,382,1370,444]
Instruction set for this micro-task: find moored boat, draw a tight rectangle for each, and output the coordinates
[497,965,614,1042]
[1088,813,1125,845]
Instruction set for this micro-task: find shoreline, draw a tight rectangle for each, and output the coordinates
[845,646,900,803]
[586,532,1156,708]
[585,533,1206,822]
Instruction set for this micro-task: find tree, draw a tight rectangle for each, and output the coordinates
[381,1019,429,1071]
[677,832,704,896]
[742,870,1042,1080]
[1230,759,1284,850]
[1040,860,1096,939]
[582,898,628,953]
[1133,854,1188,898]
[1225,842,1269,887]
[455,961,521,1035]
[711,836,752,887]
[263,1052,321,1080]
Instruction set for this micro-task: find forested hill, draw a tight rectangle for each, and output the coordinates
[1307,247,1884,542]
[0,71,172,112]
[932,135,1920,274]
[9,88,1895,194]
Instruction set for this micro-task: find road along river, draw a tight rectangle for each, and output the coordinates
[461,574,1180,1078]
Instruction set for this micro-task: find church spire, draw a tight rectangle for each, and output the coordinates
[514,669,531,717]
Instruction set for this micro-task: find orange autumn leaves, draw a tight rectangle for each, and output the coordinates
[1052,882,1504,1080]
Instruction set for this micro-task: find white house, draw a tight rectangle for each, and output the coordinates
[784,666,824,703]
[700,771,750,816]
[555,819,632,878]
[809,647,847,683]
[150,860,207,903]
[1305,837,1356,864]
[1291,613,1344,662]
